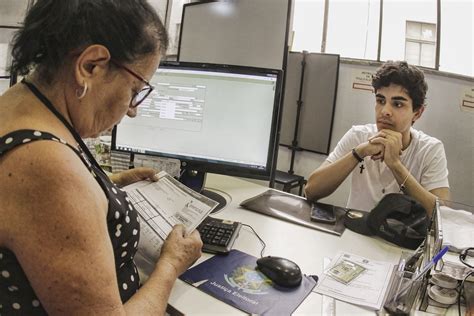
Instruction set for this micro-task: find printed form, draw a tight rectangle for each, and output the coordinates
[124,171,218,264]
[315,251,395,310]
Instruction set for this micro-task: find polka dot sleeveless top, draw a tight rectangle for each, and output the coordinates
[0,130,141,315]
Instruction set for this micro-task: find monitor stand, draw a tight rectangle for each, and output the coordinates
[179,169,226,213]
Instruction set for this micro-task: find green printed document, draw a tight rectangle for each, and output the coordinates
[179,250,317,315]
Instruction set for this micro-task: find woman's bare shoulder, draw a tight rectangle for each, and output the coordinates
[0,139,107,247]
[0,136,125,314]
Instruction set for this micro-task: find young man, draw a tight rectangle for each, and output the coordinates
[305,61,450,216]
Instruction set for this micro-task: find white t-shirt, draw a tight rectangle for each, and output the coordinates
[327,124,449,212]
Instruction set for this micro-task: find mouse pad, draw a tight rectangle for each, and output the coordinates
[180,249,317,315]
[240,189,346,236]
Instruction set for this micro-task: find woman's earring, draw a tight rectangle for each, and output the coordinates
[76,82,88,99]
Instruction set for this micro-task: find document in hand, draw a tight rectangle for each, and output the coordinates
[124,171,218,266]
[314,252,395,310]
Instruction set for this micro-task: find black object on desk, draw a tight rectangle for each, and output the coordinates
[256,256,303,287]
[197,216,242,255]
[274,170,306,196]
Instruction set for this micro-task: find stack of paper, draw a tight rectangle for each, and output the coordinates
[314,252,395,310]
[439,205,474,252]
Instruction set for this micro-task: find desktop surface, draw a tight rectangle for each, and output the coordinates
[166,174,404,315]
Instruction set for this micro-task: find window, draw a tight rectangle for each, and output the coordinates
[166,0,192,56]
[380,0,437,67]
[0,0,30,27]
[147,0,168,22]
[0,29,16,76]
[325,0,380,60]
[439,0,473,77]
[292,0,325,52]
[405,21,436,68]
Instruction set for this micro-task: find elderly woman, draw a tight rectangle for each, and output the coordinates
[0,0,202,314]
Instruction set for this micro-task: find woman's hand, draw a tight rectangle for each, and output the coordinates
[109,167,159,187]
[159,225,203,277]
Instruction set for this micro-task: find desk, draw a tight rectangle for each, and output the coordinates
[165,174,405,315]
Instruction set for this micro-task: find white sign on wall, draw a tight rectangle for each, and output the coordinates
[352,70,375,92]
[460,86,474,113]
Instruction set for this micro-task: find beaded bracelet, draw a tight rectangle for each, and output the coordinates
[352,148,363,163]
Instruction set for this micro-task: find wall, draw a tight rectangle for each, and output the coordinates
[277,62,474,207]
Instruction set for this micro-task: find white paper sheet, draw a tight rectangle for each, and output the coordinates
[124,171,217,263]
[315,252,395,310]
[439,206,474,252]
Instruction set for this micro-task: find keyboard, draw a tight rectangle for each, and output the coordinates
[197,216,242,254]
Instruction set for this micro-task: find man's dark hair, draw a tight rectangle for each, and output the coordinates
[9,0,169,83]
[372,61,428,111]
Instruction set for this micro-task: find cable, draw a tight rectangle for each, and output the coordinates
[458,270,474,316]
[241,223,266,258]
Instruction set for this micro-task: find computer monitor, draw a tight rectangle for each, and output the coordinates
[112,61,282,210]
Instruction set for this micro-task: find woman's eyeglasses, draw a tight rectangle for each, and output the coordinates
[111,60,154,108]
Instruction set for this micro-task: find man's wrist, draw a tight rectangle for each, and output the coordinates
[386,159,404,171]
[352,147,364,162]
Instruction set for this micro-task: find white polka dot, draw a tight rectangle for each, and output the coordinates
[114,211,120,219]
[1,270,10,278]
[115,230,121,238]
[112,187,118,194]
[22,138,31,143]
[5,137,13,144]
[132,229,138,235]
[122,283,128,290]
[12,303,20,310]
[131,274,135,282]
[128,204,133,211]
[33,131,42,137]
[8,285,18,292]
[116,198,122,205]
[134,241,138,248]
[32,300,40,307]
[0,252,3,259]
[121,251,127,258]
[136,216,140,223]
[119,263,125,268]
[125,197,130,202]
[121,242,128,248]
[125,216,130,223]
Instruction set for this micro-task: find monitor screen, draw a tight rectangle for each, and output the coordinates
[112,62,282,182]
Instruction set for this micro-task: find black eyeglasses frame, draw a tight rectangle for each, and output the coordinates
[110,59,155,108]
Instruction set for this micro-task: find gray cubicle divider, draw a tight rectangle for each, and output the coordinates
[177,0,290,70]
[279,52,339,154]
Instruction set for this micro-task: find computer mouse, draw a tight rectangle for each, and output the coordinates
[256,256,302,287]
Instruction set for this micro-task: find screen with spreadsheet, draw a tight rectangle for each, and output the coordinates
[112,62,282,180]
